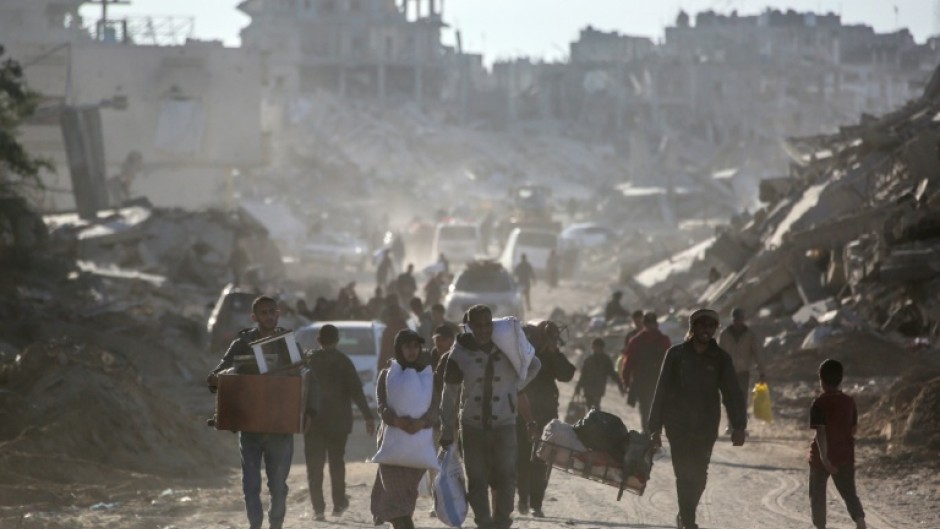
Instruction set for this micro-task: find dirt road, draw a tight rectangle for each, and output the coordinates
[12,374,935,529]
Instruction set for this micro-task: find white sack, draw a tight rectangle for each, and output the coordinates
[371,361,439,471]
[469,316,535,388]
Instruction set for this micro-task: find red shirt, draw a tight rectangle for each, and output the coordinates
[808,390,857,468]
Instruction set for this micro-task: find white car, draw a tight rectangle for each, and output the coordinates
[499,227,558,274]
[295,320,385,410]
[431,223,482,265]
[443,260,524,322]
[559,223,614,250]
[300,232,368,270]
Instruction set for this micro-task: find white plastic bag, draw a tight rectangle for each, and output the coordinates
[434,445,468,527]
[371,362,440,471]
[485,317,535,388]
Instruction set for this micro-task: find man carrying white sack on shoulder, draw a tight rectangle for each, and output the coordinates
[440,305,542,529]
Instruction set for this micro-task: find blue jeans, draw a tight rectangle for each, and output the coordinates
[239,432,294,529]
[462,425,518,529]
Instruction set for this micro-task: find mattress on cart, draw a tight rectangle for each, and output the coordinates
[535,419,652,496]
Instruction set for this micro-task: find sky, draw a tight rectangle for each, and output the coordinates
[80,0,937,63]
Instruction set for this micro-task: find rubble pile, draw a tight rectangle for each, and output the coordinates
[44,204,284,290]
[860,368,940,453]
[0,337,231,506]
[0,196,239,507]
[282,92,629,200]
[631,66,940,351]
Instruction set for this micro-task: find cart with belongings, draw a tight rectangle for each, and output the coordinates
[534,411,655,501]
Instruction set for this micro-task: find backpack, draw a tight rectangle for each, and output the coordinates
[573,408,629,462]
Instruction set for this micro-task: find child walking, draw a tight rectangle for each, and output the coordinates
[808,359,866,529]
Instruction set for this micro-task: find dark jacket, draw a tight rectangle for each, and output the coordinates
[575,352,621,400]
[212,326,295,374]
[521,347,576,422]
[622,328,671,406]
[648,339,746,440]
[304,347,374,434]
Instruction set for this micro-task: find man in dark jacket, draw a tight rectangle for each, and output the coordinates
[575,338,624,411]
[303,324,376,521]
[621,312,671,432]
[206,295,317,529]
[517,321,576,518]
[648,309,747,529]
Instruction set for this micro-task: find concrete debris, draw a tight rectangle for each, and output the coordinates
[44,204,284,290]
[631,63,940,354]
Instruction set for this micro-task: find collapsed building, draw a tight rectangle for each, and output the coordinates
[2,0,266,212]
[630,62,940,357]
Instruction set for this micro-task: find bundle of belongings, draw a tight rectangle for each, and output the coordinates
[535,409,654,499]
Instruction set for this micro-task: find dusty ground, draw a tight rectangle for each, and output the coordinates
[2,281,938,529]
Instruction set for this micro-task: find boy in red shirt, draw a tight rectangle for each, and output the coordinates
[809,359,866,529]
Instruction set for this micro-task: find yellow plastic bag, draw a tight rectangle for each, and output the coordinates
[752,382,774,423]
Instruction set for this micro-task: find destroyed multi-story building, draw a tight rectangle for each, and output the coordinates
[238,0,445,104]
[3,0,266,211]
[478,8,940,212]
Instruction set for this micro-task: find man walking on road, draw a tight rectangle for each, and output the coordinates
[513,254,536,311]
[718,307,766,401]
[517,321,576,518]
[440,305,541,529]
[648,309,747,529]
[575,338,624,411]
[621,312,671,432]
[303,325,376,521]
[206,296,317,529]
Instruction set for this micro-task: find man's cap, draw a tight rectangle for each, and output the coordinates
[394,329,425,349]
[432,324,455,338]
[731,307,746,320]
[643,312,658,325]
[689,309,720,325]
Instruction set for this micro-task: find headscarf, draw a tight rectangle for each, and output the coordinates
[393,329,426,371]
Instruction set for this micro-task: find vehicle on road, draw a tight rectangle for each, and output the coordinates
[430,223,482,265]
[207,284,258,356]
[295,320,386,410]
[300,232,369,271]
[499,227,559,273]
[559,223,615,251]
[443,260,524,322]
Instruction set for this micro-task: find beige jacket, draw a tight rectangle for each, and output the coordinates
[718,325,764,375]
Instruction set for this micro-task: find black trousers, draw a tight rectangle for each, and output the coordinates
[809,464,865,528]
[666,432,716,529]
[516,418,552,510]
[303,429,349,514]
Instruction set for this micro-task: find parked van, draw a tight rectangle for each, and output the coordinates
[500,228,558,274]
[431,223,481,265]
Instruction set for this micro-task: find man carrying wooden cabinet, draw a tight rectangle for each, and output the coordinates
[206,295,320,529]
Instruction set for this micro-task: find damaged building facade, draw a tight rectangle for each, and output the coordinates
[239,0,446,105]
[3,0,266,211]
